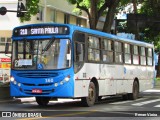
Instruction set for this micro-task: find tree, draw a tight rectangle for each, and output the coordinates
[67,0,131,33]
[20,0,39,22]
[67,0,106,30]
[140,0,160,77]
[102,0,120,32]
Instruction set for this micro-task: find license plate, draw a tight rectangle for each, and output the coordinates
[32,89,42,93]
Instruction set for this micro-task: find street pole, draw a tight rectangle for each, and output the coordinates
[0,0,27,17]
[0,6,27,17]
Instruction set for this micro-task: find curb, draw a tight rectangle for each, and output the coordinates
[0,98,21,104]
[154,86,160,89]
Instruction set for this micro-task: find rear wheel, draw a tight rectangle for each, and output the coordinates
[128,81,139,100]
[81,82,96,107]
[36,97,50,106]
[98,96,102,101]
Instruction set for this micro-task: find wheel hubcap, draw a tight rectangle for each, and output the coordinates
[89,86,94,101]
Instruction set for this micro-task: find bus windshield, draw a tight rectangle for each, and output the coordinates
[12,38,71,70]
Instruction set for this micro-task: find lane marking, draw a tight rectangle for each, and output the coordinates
[132,99,160,106]
[17,110,97,120]
[143,89,160,93]
[110,100,133,105]
[109,97,147,105]
[154,104,160,107]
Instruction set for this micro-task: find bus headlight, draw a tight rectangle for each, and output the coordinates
[10,77,15,82]
[60,81,64,85]
[54,83,58,87]
[13,81,17,85]
[64,75,70,82]
[18,83,21,87]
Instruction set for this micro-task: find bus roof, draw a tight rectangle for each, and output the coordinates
[13,23,154,48]
[69,24,154,48]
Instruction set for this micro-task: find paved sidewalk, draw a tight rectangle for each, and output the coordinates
[154,80,160,89]
[0,97,21,104]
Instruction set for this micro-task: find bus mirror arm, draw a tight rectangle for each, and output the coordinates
[5,43,9,54]
[5,43,11,57]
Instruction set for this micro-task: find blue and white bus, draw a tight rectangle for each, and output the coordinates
[9,23,154,106]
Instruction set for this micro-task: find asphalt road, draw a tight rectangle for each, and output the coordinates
[0,89,160,120]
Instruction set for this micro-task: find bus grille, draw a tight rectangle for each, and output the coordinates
[16,72,58,78]
[22,83,53,86]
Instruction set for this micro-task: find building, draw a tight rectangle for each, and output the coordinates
[0,0,88,83]
[23,0,87,26]
[0,0,18,83]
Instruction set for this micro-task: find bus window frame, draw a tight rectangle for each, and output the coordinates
[72,30,154,68]
[140,46,147,66]
[124,43,132,65]
[146,47,153,66]
[132,45,140,65]
[73,31,86,73]
[114,41,124,64]
[101,37,114,64]
[87,35,101,63]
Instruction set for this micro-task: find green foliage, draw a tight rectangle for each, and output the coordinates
[67,0,90,9]
[20,0,39,22]
[157,78,160,81]
[139,0,160,52]
[144,32,160,52]
[67,0,130,15]
[67,0,131,30]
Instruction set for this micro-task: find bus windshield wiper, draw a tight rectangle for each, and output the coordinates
[42,38,55,53]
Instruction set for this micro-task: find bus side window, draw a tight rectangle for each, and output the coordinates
[133,45,139,65]
[73,32,85,73]
[140,47,146,65]
[74,32,85,62]
[114,41,123,63]
[88,36,100,62]
[101,39,113,63]
[124,43,131,64]
[147,48,153,66]
[75,43,84,62]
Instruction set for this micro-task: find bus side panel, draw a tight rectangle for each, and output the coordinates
[136,66,153,92]
[74,63,154,97]
[104,79,116,95]
[74,63,89,97]
[74,80,90,97]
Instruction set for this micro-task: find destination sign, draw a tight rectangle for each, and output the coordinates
[13,25,69,36]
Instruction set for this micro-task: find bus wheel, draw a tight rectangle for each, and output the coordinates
[36,97,50,106]
[81,82,96,107]
[122,94,128,100]
[129,81,139,100]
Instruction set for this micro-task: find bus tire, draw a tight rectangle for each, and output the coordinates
[98,96,102,101]
[129,81,139,100]
[122,94,129,100]
[36,97,50,106]
[81,82,96,107]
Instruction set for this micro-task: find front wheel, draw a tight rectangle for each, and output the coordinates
[81,82,96,107]
[36,97,50,106]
